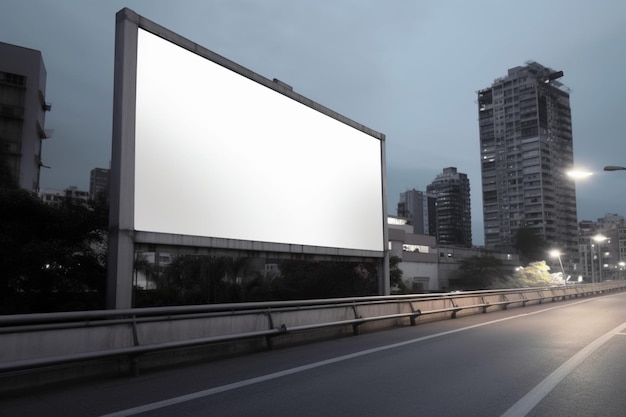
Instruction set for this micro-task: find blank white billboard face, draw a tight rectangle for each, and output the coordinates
[134,28,384,252]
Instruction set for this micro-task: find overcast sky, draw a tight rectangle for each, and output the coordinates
[2,0,625,245]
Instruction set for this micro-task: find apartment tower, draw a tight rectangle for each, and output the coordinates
[427,167,472,247]
[477,61,578,263]
[397,189,436,236]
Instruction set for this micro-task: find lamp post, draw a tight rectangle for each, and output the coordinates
[593,234,607,282]
[620,262,625,280]
[549,250,566,283]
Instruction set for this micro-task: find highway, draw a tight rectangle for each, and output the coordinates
[2,291,626,417]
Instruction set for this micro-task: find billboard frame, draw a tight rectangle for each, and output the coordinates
[108,8,389,309]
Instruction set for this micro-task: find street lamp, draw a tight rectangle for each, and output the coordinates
[620,262,625,280]
[604,166,626,171]
[593,234,608,282]
[566,170,593,179]
[549,250,566,283]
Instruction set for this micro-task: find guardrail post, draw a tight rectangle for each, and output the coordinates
[480,297,489,313]
[129,315,141,377]
[409,302,421,325]
[501,294,509,310]
[266,308,276,350]
[351,303,362,335]
[520,292,528,307]
[449,299,461,319]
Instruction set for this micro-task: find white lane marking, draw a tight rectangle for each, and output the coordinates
[99,297,608,417]
[501,321,626,417]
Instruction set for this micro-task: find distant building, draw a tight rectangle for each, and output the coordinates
[388,216,438,291]
[40,186,89,207]
[578,214,626,282]
[477,61,578,268]
[388,216,519,292]
[0,42,52,192]
[426,167,472,247]
[89,167,110,199]
[397,189,436,236]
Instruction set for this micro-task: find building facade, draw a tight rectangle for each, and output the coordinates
[89,167,110,199]
[477,61,578,267]
[0,42,51,192]
[397,188,436,236]
[426,167,472,247]
[39,186,90,207]
[578,214,626,282]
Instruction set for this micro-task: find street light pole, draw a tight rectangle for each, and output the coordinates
[549,250,566,283]
[590,240,595,283]
[593,234,608,283]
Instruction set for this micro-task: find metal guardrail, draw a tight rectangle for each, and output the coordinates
[1,282,625,377]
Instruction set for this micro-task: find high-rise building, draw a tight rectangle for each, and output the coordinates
[397,189,436,236]
[477,61,578,264]
[90,167,110,200]
[0,42,51,192]
[426,167,472,247]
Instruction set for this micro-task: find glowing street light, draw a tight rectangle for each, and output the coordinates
[549,250,566,283]
[566,170,593,179]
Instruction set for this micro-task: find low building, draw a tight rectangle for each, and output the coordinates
[39,186,89,207]
[388,216,520,292]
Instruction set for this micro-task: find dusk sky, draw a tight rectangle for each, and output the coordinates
[2,1,625,245]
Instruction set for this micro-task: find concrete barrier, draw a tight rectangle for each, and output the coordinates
[1,282,625,392]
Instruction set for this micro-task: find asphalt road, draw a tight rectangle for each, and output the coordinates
[2,292,626,417]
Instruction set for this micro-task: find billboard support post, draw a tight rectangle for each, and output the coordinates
[107,9,139,309]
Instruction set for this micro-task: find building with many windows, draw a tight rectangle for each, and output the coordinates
[426,167,472,247]
[89,167,110,200]
[477,61,578,267]
[396,188,436,236]
[578,214,626,282]
[0,42,51,192]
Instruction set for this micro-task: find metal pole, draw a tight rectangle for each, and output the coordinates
[598,241,603,282]
[590,240,595,283]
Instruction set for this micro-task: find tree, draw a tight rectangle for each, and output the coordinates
[515,228,549,265]
[512,261,558,287]
[451,255,511,290]
[0,188,108,313]
[270,260,379,300]
[389,255,408,294]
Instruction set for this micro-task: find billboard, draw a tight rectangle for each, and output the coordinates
[132,28,384,252]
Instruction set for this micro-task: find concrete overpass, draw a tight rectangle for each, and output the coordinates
[2,288,626,416]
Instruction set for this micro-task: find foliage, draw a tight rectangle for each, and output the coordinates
[514,228,549,265]
[451,255,511,290]
[270,260,379,300]
[135,256,381,306]
[137,255,248,306]
[389,255,408,294]
[0,187,108,314]
[511,261,559,287]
